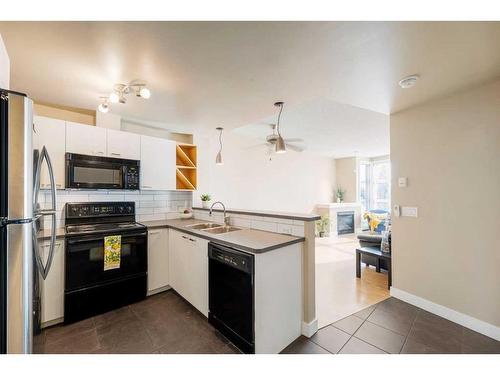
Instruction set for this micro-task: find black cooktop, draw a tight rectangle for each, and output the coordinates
[65,222,146,235]
[64,202,145,236]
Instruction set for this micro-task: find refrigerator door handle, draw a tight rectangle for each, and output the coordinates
[32,213,56,280]
[34,146,57,212]
[33,146,58,280]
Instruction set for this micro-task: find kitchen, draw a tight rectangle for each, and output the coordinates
[2,100,318,354]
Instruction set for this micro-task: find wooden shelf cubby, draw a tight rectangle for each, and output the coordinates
[176,144,197,190]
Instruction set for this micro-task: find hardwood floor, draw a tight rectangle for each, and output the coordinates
[316,234,390,328]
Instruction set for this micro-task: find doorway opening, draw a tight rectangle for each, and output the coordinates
[316,157,391,328]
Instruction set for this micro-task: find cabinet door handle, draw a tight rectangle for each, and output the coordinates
[149,230,160,235]
[110,153,121,156]
[141,185,152,189]
[56,183,62,188]
[181,235,189,240]
[189,238,196,242]
[94,151,104,155]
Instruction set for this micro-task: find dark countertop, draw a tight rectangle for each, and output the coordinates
[142,218,305,254]
[37,219,305,254]
[192,206,320,222]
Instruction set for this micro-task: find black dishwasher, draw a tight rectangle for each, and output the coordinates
[208,242,255,354]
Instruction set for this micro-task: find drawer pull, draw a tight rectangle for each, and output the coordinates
[149,231,160,235]
[141,185,152,189]
[110,153,121,156]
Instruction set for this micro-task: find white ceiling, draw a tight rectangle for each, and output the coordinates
[1,21,499,155]
[234,98,389,158]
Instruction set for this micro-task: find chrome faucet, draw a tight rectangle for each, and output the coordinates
[209,201,230,226]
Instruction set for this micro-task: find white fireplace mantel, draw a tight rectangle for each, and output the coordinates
[316,203,362,209]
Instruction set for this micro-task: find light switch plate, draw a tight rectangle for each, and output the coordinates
[401,206,418,217]
[398,177,408,188]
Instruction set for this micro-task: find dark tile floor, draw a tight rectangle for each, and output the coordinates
[35,290,240,354]
[281,297,500,354]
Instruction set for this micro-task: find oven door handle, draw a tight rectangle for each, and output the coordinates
[66,231,148,245]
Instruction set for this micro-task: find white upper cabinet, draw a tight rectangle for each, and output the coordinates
[140,135,176,190]
[106,129,140,160]
[65,121,107,156]
[33,116,66,190]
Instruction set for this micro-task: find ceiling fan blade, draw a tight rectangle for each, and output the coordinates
[283,138,304,143]
[286,143,305,152]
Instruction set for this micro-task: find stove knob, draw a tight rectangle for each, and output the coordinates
[127,206,133,213]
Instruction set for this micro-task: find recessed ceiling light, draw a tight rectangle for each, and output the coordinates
[399,74,419,89]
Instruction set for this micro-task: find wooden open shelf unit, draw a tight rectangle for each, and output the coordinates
[176,144,197,190]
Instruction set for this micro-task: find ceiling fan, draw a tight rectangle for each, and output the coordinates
[253,101,305,156]
[263,123,305,153]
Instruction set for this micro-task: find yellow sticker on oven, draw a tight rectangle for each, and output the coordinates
[104,235,121,271]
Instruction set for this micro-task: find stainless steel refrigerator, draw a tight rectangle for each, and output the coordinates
[0,88,57,354]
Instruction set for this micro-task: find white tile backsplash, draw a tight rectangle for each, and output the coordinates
[251,220,278,232]
[192,209,307,238]
[41,189,193,228]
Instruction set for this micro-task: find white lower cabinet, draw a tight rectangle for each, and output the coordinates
[40,239,65,326]
[147,228,170,294]
[168,229,208,317]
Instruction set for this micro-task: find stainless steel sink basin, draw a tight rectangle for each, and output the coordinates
[201,226,242,234]
[185,222,223,230]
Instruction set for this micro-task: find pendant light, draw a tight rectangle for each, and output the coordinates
[215,127,224,165]
[274,101,286,154]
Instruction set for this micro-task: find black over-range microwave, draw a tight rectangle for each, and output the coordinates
[65,153,140,190]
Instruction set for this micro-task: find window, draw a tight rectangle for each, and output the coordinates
[358,161,370,212]
[358,158,391,212]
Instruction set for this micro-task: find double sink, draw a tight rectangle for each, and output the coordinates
[185,222,242,234]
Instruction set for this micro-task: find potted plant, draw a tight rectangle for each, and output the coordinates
[200,193,211,209]
[316,215,330,237]
[335,187,346,203]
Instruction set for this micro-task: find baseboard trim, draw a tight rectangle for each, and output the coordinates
[301,319,318,338]
[147,285,171,296]
[41,317,64,329]
[390,287,500,341]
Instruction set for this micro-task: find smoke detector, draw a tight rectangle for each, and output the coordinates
[398,75,419,88]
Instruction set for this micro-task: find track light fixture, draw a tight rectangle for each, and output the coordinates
[97,81,151,112]
[97,97,109,113]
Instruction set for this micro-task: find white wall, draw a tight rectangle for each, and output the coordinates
[194,130,335,214]
[0,34,10,89]
[334,157,358,202]
[390,79,500,329]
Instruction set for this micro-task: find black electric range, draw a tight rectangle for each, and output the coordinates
[63,202,148,324]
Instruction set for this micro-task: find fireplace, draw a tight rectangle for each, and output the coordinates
[337,211,355,235]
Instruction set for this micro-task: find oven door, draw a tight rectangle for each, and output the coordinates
[66,153,126,189]
[65,230,147,291]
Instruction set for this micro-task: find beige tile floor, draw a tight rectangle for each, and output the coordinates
[316,234,390,328]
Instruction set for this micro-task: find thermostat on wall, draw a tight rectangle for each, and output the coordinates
[398,177,408,188]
